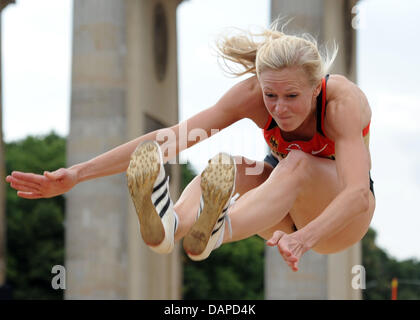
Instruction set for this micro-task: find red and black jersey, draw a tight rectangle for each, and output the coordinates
[262,74,370,160]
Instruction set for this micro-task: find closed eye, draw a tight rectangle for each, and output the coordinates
[264,93,277,98]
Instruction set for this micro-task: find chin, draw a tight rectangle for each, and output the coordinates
[279,125,294,132]
[276,120,299,132]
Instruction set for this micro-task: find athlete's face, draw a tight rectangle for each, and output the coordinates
[259,67,321,132]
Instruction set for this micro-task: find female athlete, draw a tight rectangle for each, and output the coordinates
[6,21,375,272]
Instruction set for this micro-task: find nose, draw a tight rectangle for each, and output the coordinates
[273,102,287,114]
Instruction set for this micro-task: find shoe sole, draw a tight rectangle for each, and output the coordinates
[126,141,165,247]
[183,153,235,256]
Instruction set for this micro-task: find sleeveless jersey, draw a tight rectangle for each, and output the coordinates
[262,74,370,160]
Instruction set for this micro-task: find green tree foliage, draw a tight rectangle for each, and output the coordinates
[362,228,420,300]
[180,163,264,299]
[5,132,65,299]
[182,236,265,299]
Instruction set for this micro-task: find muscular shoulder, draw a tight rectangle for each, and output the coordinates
[324,74,372,138]
[219,76,269,128]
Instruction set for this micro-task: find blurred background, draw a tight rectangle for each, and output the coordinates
[0,0,419,300]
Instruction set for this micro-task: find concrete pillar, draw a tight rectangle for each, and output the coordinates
[66,0,182,299]
[125,0,182,300]
[265,246,327,300]
[0,0,15,289]
[266,0,361,300]
[324,0,361,300]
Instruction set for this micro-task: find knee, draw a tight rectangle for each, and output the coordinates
[173,200,184,214]
[270,150,310,182]
[286,149,310,165]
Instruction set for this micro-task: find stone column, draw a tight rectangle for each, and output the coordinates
[324,0,361,300]
[266,0,361,300]
[125,0,182,300]
[66,0,182,299]
[0,0,15,290]
[265,246,328,300]
[66,0,129,299]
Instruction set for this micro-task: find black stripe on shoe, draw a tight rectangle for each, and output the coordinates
[153,176,167,193]
[174,214,178,232]
[212,222,224,236]
[212,205,229,230]
[153,187,168,208]
[159,196,171,218]
[217,217,224,224]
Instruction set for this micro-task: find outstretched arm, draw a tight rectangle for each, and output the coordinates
[6,76,264,199]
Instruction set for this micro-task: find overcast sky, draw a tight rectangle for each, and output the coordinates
[2,0,419,262]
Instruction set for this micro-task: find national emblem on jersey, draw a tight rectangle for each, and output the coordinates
[269,136,278,149]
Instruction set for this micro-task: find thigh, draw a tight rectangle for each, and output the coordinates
[287,152,375,254]
[235,156,298,238]
[255,153,297,238]
[257,214,296,240]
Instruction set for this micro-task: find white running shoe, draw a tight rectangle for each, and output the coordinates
[126,140,178,254]
[183,152,239,261]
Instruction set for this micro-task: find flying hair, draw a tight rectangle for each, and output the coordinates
[215,17,339,85]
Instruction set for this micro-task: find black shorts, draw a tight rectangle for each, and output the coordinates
[264,153,375,199]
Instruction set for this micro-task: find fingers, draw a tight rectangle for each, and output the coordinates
[276,239,300,272]
[283,253,299,272]
[287,261,298,272]
[277,240,292,257]
[7,176,41,192]
[266,230,285,246]
[17,191,43,199]
[285,252,299,272]
[9,171,43,185]
[10,182,39,193]
[290,259,299,272]
[281,253,299,271]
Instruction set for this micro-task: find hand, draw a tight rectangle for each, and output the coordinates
[266,230,311,272]
[5,168,79,199]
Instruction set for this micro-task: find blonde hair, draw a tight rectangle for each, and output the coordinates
[216,18,338,86]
